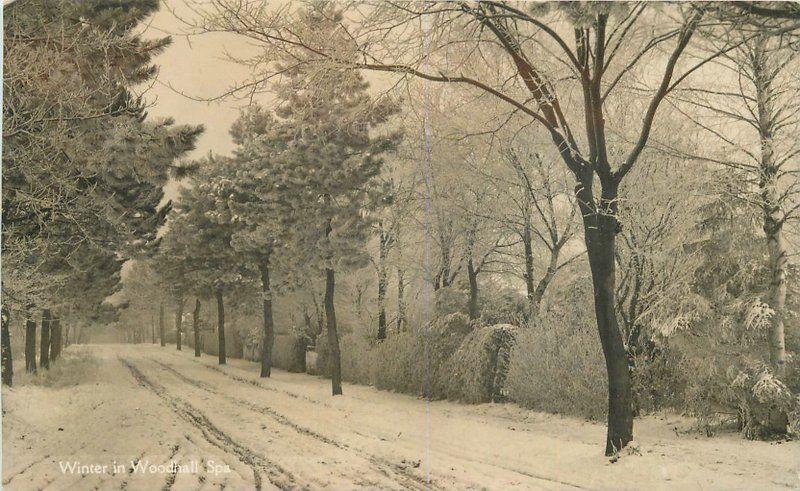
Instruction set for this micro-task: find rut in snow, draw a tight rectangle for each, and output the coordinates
[151,358,435,491]
[121,357,298,491]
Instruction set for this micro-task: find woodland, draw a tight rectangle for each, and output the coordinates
[3,0,800,462]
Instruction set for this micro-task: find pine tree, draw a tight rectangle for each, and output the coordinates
[159,154,256,364]
[262,6,400,394]
[224,105,287,377]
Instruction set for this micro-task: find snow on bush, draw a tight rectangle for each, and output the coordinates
[505,314,608,421]
[728,359,794,439]
[334,313,479,398]
[442,324,518,403]
[16,347,100,388]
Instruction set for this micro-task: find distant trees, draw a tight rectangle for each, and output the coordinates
[485,147,581,316]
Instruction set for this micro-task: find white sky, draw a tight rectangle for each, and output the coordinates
[139,2,260,161]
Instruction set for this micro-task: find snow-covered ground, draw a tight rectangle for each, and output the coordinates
[2,344,798,490]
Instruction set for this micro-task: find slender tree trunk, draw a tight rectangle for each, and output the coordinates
[1,306,12,387]
[64,323,70,347]
[50,316,62,361]
[25,313,37,373]
[175,296,184,351]
[259,257,275,378]
[396,267,406,333]
[151,313,156,344]
[159,301,165,347]
[193,298,201,357]
[216,288,226,365]
[325,266,343,395]
[40,309,51,370]
[377,230,388,340]
[576,179,633,455]
[303,310,314,340]
[467,257,479,320]
[531,247,561,314]
[764,203,788,378]
[752,38,787,379]
[522,221,536,313]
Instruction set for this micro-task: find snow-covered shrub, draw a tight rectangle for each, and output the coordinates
[339,333,376,385]
[335,313,476,398]
[679,353,797,438]
[478,286,529,326]
[728,359,794,439]
[629,348,686,415]
[788,396,800,438]
[681,355,736,430]
[505,313,607,421]
[435,286,469,318]
[442,324,518,403]
[17,347,100,387]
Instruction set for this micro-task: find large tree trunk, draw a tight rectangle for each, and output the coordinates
[40,309,52,370]
[25,313,37,373]
[325,267,343,396]
[377,230,388,340]
[215,288,226,365]
[467,257,479,320]
[159,301,165,347]
[175,296,184,351]
[1,306,12,387]
[50,315,62,361]
[193,298,201,357]
[576,179,634,455]
[396,267,406,333]
[259,257,275,378]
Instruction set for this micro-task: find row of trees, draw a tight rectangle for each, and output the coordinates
[1,0,201,384]
[172,0,799,454]
[137,27,400,396]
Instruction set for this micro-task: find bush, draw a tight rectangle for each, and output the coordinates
[443,324,518,403]
[272,334,307,373]
[339,333,375,384]
[16,347,100,387]
[505,314,608,421]
[371,313,472,397]
[478,285,529,326]
[677,349,800,439]
[630,348,687,415]
[728,359,795,439]
[332,313,475,398]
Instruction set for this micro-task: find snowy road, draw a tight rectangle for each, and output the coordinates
[2,345,798,490]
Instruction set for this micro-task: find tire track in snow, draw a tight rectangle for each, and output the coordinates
[1,454,51,486]
[166,352,586,490]
[152,359,435,491]
[161,443,181,490]
[120,357,299,491]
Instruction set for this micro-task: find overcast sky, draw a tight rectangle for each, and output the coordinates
[139,2,261,161]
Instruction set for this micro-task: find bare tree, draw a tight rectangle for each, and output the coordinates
[673,31,800,378]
